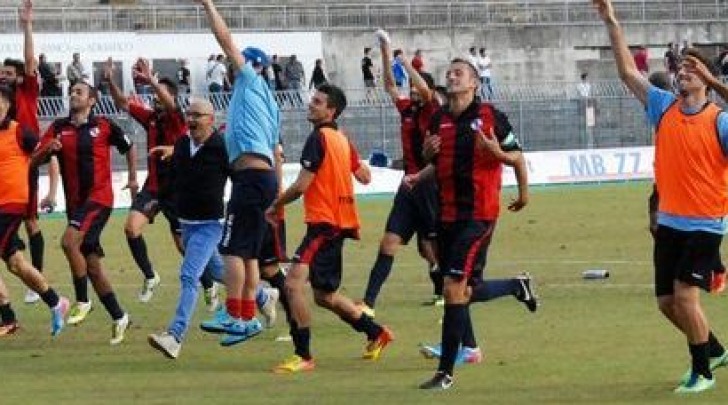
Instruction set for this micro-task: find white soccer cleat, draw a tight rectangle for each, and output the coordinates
[110,313,130,345]
[24,289,40,304]
[138,273,161,303]
[67,300,93,325]
[260,288,279,328]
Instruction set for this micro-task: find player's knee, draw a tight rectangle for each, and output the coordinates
[5,254,23,276]
[379,234,401,255]
[312,290,333,308]
[60,234,79,254]
[124,223,142,238]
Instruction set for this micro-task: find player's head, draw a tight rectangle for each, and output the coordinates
[242,47,271,74]
[308,83,347,125]
[154,77,179,111]
[648,71,672,92]
[677,47,715,97]
[186,98,215,143]
[0,84,14,121]
[69,81,98,114]
[446,58,479,97]
[0,58,25,85]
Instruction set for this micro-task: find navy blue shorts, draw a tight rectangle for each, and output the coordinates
[0,213,25,261]
[654,225,722,296]
[293,223,356,293]
[384,177,438,243]
[67,201,112,257]
[130,188,181,234]
[437,220,495,283]
[219,169,278,259]
[260,218,288,266]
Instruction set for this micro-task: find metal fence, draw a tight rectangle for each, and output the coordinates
[2,1,728,33]
[40,81,662,171]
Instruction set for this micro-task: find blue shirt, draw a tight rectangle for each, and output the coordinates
[392,60,408,87]
[646,85,728,234]
[224,62,280,164]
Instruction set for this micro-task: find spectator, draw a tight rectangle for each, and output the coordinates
[664,42,679,84]
[284,54,304,90]
[634,46,649,76]
[207,54,227,93]
[271,54,284,90]
[362,47,375,88]
[478,47,493,100]
[392,49,408,88]
[412,49,424,73]
[467,47,479,72]
[309,58,327,90]
[577,72,592,98]
[176,59,190,94]
[38,53,61,98]
[66,52,85,90]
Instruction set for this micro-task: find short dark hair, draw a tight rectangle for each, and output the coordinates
[317,83,347,119]
[364,47,371,54]
[684,47,717,76]
[479,47,486,53]
[419,72,436,90]
[469,47,476,53]
[393,49,403,58]
[158,77,179,97]
[3,58,25,76]
[648,71,671,91]
[580,72,588,80]
[450,57,479,78]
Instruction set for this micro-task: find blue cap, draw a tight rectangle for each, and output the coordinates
[242,47,270,68]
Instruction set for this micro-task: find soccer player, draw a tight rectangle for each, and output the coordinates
[355,30,442,318]
[268,84,394,373]
[594,0,728,393]
[105,57,217,305]
[196,0,280,343]
[0,0,60,305]
[411,58,533,390]
[0,84,68,337]
[33,81,137,345]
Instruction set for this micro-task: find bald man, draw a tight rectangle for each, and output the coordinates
[146,99,230,358]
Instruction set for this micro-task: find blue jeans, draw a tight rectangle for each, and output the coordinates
[168,220,224,341]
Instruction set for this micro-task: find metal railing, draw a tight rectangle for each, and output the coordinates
[1,1,727,33]
[39,81,662,171]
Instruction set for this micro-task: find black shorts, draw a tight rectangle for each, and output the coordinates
[130,188,181,234]
[384,177,438,243]
[0,213,26,261]
[654,225,723,296]
[260,219,288,266]
[218,169,278,259]
[437,220,495,283]
[25,167,39,220]
[293,223,355,293]
[67,201,112,257]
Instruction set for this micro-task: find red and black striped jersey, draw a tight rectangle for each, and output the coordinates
[429,100,521,222]
[40,115,133,211]
[395,97,439,175]
[128,99,186,196]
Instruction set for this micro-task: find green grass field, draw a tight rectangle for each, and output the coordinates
[1,182,727,404]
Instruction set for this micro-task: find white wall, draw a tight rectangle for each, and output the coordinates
[0,31,323,93]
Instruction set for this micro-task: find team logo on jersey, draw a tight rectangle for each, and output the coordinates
[89,127,100,138]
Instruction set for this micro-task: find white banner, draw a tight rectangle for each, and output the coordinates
[37,146,654,214]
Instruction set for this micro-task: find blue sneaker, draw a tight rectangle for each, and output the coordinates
[200,307,234,334]
[219,318,263,347]
[419,343,482,365]
[51,297,69,337]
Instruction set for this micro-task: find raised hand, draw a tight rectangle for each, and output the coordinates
[592,0,616,23]
[20,0,32,25]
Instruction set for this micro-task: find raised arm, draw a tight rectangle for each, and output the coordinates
[401,54,433,103]
[20,0,36,75]
[685,55,728,103]
[134,58,177,112]
[196,0,244,72]
[593,0,649,105]
[105,57,129,111]
[375,29,399,102]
